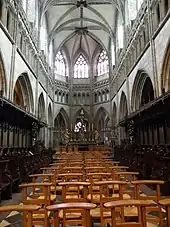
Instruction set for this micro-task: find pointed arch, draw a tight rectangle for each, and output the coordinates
[131,70,154,111]
[119,92,128,121]
[161,39,170,92]
[74,54,88,78]
[13,79,24,108]
[97,49,109,76]
[113,102,117,126]
[119,92,128,141]
[94,106,110,143]
[13,73,34,113]
[53,108,70,145]
[73,48,89,66]
[94,107,110,129]
[74,108,89,123]
[54,112,66,130]
[54,108,69,129]
[54,50,67,77]
[0,51,7,96]
[141,77,154,106]
[38,93,46,122]
[48,103,53,126]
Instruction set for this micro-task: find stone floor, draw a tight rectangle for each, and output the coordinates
[0,192,23,227]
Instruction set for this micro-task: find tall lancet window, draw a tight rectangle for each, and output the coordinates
[55,51,66,77]
[74,55,88,78]
[97,50,109,76]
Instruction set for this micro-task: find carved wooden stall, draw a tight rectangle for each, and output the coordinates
[0,97,53,202]
[115,91,170,195]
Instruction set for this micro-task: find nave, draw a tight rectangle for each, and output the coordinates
[0,145,170,227]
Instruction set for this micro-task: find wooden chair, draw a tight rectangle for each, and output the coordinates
[46,202,96,227]
[87,173,112,203]
[159,198,170,226]
[62,166,83,173]
[104,199,155,227]
[0,204,40,227]
[58,181,90,202]
[85,166,106,173]
[114,171,139,181]
[113,161,120,166]
[132,180,164,227]
[109,166,129,172]
[58,173,84,182]
[90,180,129,226]
[20,182,53,227]
[29,173,58,198]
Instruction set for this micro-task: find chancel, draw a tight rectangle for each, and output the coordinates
[1,0,170,226]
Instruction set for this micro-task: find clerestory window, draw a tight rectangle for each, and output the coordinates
[97,50,109,76]
[55,51,66,77]
[74,55,88,78]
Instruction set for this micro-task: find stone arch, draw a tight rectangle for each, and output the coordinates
[94,92,97,103]
[161,39,170,92]
[95,107,110,128]
[119,92,128,142]
[0,51,7,96]
[141,77,154,106]
[66,93,69,104]
[55,107,69,129]
[37,93,46,143]
[54,108,70,146]
[94,106,110,143]
[119,91,128,121]
[74,108,89,125]
[73,93,77,105]
[113,102,117,126]
[48,103,53,127]
[131,70,154,111]
[38,92,46,122]
[54,112,66,130]
[13,73,34,113]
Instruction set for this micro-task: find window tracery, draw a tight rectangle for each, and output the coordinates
[97,50,109,76]
[74,55,88,78]
[54,51,66,77]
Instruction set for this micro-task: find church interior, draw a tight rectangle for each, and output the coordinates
[1,0,170,226]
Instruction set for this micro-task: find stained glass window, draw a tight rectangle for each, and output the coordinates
[74,55,88,78]
[97,50,109,76]
[55,51,66,76]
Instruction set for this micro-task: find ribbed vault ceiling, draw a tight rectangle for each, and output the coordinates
[41,0,124,60]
